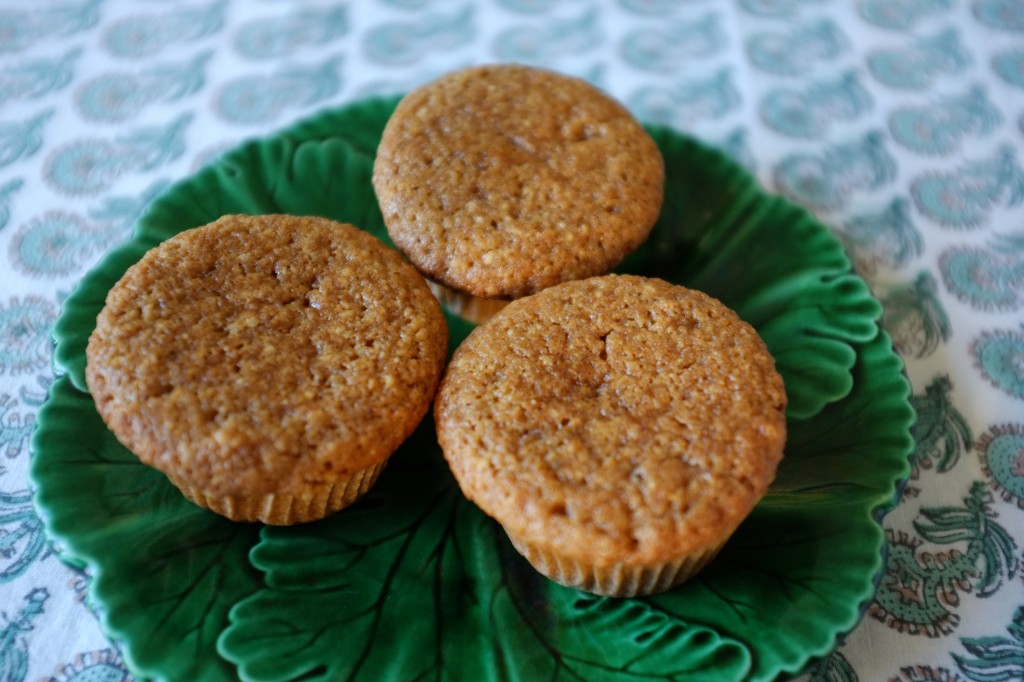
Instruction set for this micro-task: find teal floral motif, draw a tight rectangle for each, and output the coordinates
[910,375,973,476]
[0,491,46,584]
[973,0,1024,32]
[18,375,50,410]
[0,178,22,231]
[620,13,724,72]
[746,19,847,76]
[0,47,79,106]
[738,0,820,17]
[867,28,972,91]
[189,141,240,171]
[494,8,601,64]
[713,128,756,174]
[993,49,1024,88]
[0,297,57,376]
[972,327,1024,400]
[940,233,1024,311]
[215,55,342,124]
[45,114,190,195]
[890,667,963,682]
[76,51,211,123]
[760,71,873,139]
[352,65,457,99]
[858,0,953,30]
[573,61,606,89]
[889,85,1001,156]
[807,649,858,682]
[773,131,897,212]
[627,68,740,129]
[383,0,436,8]
[880,271,952,359]
[0,587,48,682]
[11,180,169,278]
[837,198,922,275]
[0,110,52,168]
[234,5,348,60]
[102,0,226,58]
[954,605,1024,681]
[618,0,689,15]
[363,6,473,66]
[0,0,100,53]
[87,179,169,228]
[42,649,132,682]
[978,424,1024,509]
[870,482,1019,636]
[0,394,34,461]
[911,145,1024,228]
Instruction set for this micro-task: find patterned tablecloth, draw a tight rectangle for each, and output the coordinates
[1,1,1023,681]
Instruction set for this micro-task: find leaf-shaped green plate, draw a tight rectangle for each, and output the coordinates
[31,378,262,682]
[32,97,913,682]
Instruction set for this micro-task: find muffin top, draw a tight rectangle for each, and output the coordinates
[373,64,665,300]
[86,214,448,498]
[435,275,787,566]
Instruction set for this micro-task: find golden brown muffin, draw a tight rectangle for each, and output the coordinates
[86,214,448,525]
[372,64,665,311]
[435,275,786,596]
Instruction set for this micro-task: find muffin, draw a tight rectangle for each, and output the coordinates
[434,275,786,596]
[86,214,448,525]
[372,64,665,321]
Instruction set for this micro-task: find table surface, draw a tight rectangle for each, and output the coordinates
[2,1,1023,681]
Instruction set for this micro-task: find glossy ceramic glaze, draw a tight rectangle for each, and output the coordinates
[31,97,914,682]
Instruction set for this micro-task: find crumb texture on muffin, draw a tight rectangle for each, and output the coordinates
[86,214,448,511]
[373,64,665,299]
[435,275,786,575]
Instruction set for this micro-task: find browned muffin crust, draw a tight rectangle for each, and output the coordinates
[435,275,786,576]
[373,64,665,300]
[86,214,448,516]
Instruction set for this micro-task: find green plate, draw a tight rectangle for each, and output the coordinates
[31,97,914,682]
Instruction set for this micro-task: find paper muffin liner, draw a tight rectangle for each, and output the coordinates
[179,459,388,525]
[507,532,724,597]
[426,280,509,324]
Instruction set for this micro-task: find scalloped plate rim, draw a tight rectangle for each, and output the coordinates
[33,96,914,682]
